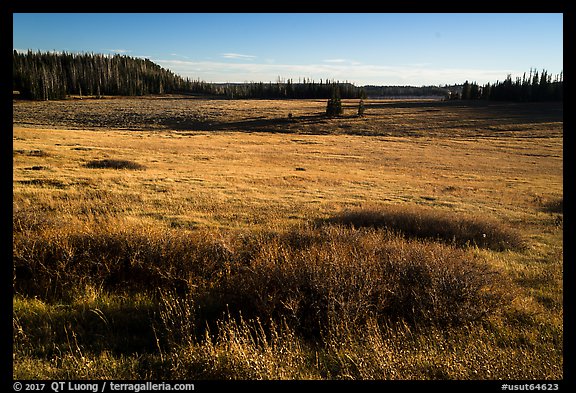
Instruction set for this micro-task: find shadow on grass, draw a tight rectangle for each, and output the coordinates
[160,113,353,133]
[364,100,563,125]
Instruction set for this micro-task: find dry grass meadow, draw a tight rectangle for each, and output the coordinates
[12,97,563,380]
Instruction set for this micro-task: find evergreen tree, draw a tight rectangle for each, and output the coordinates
[13,50,196,100]
[464,69,562,102]
[469,82,480,100]
[461,81,471,100]
[357,99,365,117]
[482,82,491,100]
[326,87,343,117]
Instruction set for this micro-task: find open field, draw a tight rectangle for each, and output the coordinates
[13,98,563,380]
[13,95,563,137]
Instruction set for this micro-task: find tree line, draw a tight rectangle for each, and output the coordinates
[209,78,363,99]
[455,69,562,102]
[13,51,562,103]
[13,50,364,100]
[13,50,195,100]
[362,85,449,98]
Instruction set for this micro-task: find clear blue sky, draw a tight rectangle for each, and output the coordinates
[13,13,563,86]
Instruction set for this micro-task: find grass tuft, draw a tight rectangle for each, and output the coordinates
[319,205,526,251]
[85,159,146,170]
[542,197,563,214]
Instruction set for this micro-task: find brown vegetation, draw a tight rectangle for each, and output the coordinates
[12,98,563,380]
[320,205,526,251]
[13,96,563,137]
[85,158,146,170]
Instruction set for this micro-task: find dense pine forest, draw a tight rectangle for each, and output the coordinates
[456,69,563,102]
[13,50,562,102]
[13,50,191,100]
[362,85,450,98]
[12,50,363,100]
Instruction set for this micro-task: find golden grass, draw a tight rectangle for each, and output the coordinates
[13,97,563,138]
[13,124,562,231]
[12,98,563,380]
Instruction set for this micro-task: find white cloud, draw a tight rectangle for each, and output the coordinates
[170,53,190,59]
[221,53,257,60]
[107,49,131,54]
[323,59,349,63]
[154,58,519,86]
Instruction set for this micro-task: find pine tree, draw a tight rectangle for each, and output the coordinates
[357,99,365,117]
[461,81,471,100]
[469,82,480,100]
[482,83,491,100]
[326,87,343,117]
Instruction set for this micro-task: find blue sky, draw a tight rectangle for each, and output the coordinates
[13,13,563,86]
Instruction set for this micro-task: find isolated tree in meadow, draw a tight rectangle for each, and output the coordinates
[326,86,343,117]
[357,99,365,117]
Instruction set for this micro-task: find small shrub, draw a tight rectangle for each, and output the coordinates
[25,166,47,171]
[85,159,146,170]
[542,197,563,214]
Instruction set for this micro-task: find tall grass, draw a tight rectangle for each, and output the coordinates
[320,205,526,251]
[13,195,563,379]
[13,102,563,380]
[14,210,512,335]
[13,203,562,380]
[156,290,561,380]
